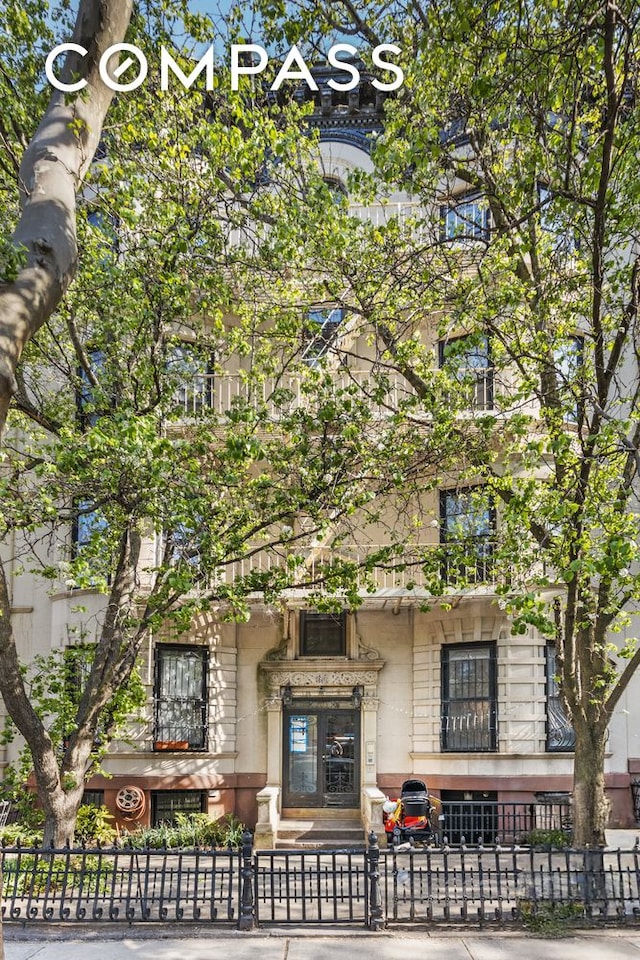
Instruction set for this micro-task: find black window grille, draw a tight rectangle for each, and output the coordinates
[151,790,206,826]
[63,646,113,750]
[81,790,105,808]
[154,645,208,750]
[300,612,346,657]
[440,487,495,584]
[441,643,497,752]
[546,643,575,752]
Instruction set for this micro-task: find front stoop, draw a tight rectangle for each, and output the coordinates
[275,811,365,849]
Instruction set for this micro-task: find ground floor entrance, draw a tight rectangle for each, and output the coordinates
[282,702,360,808]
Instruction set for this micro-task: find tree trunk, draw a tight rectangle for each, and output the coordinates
[40,783,86,849]
[571,717,610,848]
[0,0,133,434]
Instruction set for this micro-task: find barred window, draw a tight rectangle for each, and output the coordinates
[546,644,575,752]
[151,790,206,826]
[154,645,208,751]
[441,644,497,752]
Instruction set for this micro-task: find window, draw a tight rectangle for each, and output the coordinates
[77,347,107,429]
[552,335,584,422]
[440,487,495,584]
[441,643,497,751]
[167,341,214,415]
[71,500,110,585]
[302,307,344,365]
[63,646,112,750]
[439,333,493,410]
[72,501,108,558]
[538,185,578,255]
[151,790,206,826]
[441,193,489,242]
[81,790,105,808]
[167,520,202,567]
[300,612,346,657]
[546,643,575,752]
[154,645,208,750]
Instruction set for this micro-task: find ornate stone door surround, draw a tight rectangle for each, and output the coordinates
[260,658,385,801]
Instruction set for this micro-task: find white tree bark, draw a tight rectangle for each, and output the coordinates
[0,5,134,956]
[0,0,134,432]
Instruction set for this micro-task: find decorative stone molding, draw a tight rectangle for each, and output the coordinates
[264,697,283,711]
[356,633,380,662]
[264,636,288,661]
[277,670,379,687]
[260,658,384,696]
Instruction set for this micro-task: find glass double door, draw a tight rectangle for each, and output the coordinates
[283,705,360,808]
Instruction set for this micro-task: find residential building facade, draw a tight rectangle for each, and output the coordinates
[2,73,639,846]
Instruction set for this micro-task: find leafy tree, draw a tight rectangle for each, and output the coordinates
[255,0,640,847]
[0,0,463,857]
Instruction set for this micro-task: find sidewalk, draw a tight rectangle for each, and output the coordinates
[4,928,640,960]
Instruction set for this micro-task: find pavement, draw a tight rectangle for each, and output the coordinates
[4,928,640,960]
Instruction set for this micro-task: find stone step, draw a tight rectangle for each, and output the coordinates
[275,818,365,849]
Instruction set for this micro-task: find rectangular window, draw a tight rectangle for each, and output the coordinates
[154,645,208,750]
[440,487,495,584]
[300,612,346,657]
[72,500,108,558]
[63,645,112,750]
[538,184,578,255]
[552,335,584,422]
[81,790,105,808]
[439,333,494,410]
[546,644,575,752]
[151,790,206,826]
[71,503,110,585]
[77,347,107,429]
[167,341,214,415]
[302,307,344,365]
[441,194,489,242]
[441,644,497,751]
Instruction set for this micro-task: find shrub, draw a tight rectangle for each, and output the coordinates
[0,822,43,847]
[74,804,117,846]
[522,828,572,849]
[519,900,585,935]
[125,812,246,849]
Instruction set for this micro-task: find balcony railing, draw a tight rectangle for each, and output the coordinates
[205,542,503,596]
[173,367,499,420]
[173,370,423,420]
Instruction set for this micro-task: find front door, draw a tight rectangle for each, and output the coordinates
[283,704,360,808]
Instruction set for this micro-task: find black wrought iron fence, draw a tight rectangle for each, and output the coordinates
[0,843,239,923]
[380,842,640,924]
[253,848,371,925]
[2,832,639,929]
[440,800,572,845]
